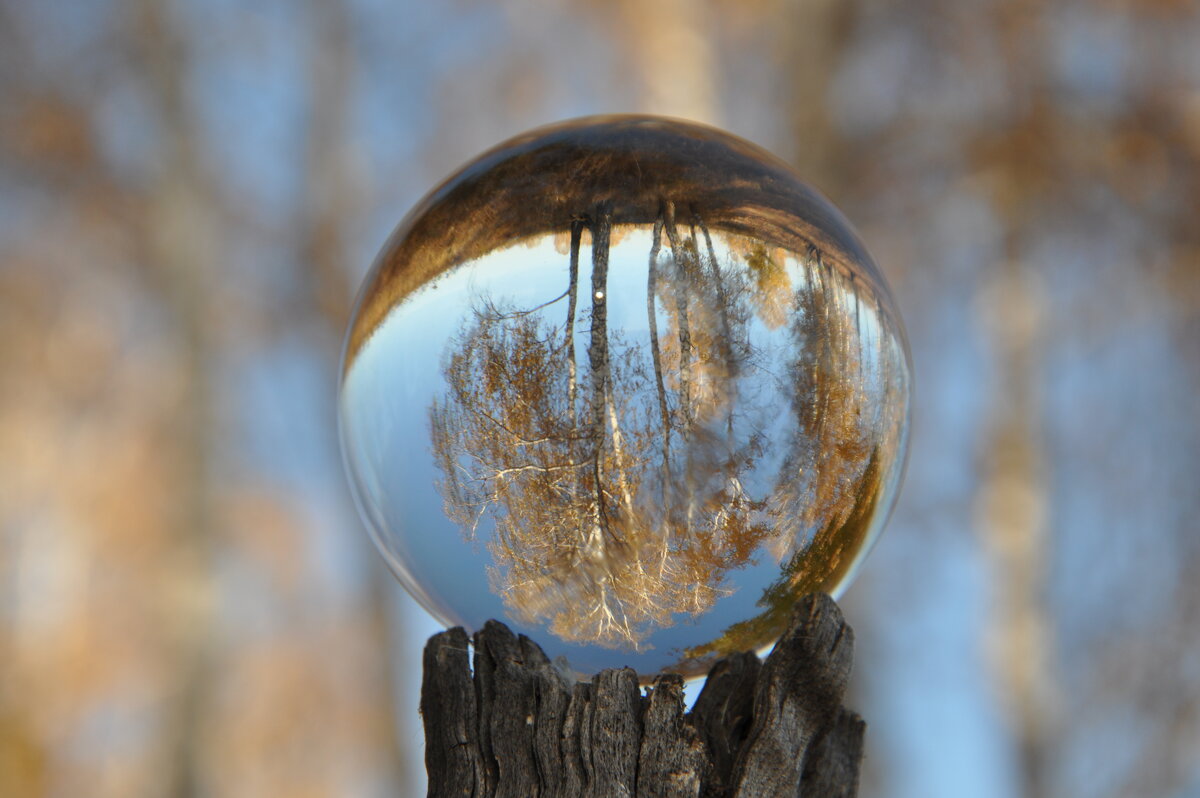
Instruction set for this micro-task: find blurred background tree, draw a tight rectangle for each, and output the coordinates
[1,1,1197,797]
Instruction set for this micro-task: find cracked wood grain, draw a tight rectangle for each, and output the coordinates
[420,593,862,797]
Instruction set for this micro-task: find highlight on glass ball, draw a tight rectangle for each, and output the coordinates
[338,116,911,680]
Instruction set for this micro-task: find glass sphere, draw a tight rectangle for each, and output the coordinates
[339,116,910,680]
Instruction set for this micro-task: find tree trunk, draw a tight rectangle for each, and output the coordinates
[421,593,863,797]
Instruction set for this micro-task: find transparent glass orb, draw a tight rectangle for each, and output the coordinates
[339,116,910,680]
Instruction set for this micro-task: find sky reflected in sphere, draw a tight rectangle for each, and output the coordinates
[339,117,911,680]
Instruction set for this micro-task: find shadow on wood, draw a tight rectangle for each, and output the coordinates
[420,592,862,797]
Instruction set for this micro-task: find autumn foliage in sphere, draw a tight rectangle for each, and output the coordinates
[339,116,910,679]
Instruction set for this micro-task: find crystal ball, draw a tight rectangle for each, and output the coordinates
[339,116,910,679]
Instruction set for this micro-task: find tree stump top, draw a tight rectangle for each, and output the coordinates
[420,592,863,797]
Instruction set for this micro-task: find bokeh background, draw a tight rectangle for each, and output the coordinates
[2,1,1198,796]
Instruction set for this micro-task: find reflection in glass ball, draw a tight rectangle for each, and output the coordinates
[339,116,911,680]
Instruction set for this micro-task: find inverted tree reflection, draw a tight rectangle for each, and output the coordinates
[686,256,904,665]
[429,204,899,659]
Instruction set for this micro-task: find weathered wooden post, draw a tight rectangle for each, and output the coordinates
[420,593,863,797]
